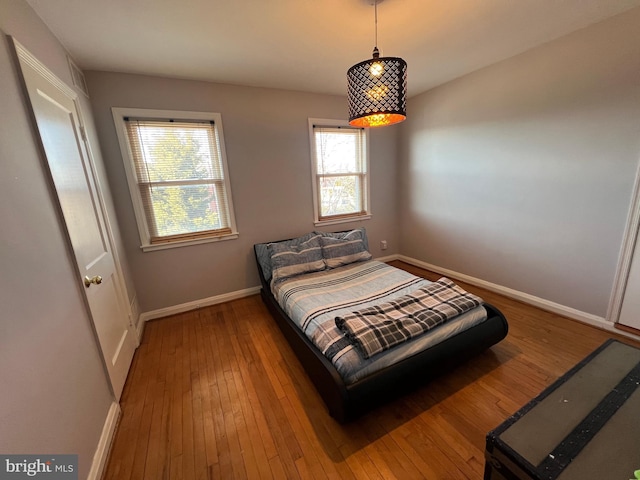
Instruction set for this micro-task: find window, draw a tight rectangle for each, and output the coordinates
[309,119,370,226]
[112,108,238,251]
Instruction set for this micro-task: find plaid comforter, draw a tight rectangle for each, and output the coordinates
[335,278,483,359]
[272,260,487,382]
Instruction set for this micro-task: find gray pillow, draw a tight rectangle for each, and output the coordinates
[269,234,325,284]
[319,229,372,269]
[314,227,370,251]
[255,232,317,281]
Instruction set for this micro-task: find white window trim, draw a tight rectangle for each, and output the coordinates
[308,118,371,227]
[112,107,239,252]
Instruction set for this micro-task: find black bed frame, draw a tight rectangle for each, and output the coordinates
[254,244,509,423]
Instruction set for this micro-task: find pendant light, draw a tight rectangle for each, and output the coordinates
[347,0,407,127]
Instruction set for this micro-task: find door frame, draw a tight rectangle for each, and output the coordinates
[10,36,137,395]
[607,158,640,324]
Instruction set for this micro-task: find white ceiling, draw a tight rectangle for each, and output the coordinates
[26,0,640,97]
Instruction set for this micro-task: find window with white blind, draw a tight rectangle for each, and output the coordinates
[309,119,370,225]
[112,108,238,251]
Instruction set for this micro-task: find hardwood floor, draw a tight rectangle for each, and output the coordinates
[103,261,640,479]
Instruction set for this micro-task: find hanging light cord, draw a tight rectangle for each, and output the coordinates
[374,1,378,49]
[373,0,380,58]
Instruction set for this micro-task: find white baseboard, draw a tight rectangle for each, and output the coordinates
[136,257,639,341]
[87,401,120,480]
[135,313,146,342]
[140,286,262,322]
[397,255,639,341]
[375,253,400,263]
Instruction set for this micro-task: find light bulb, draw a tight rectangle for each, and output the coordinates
[369,62,384,77]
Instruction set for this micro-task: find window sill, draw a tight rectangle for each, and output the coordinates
[313,215,371,228]
[140,232,239,252]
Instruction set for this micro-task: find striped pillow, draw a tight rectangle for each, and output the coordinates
[269,235,325,284]
[255,232,317,281]
[315,227,369,251]
[320,230,372,268]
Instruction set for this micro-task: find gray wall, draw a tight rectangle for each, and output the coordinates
[0,0,116,477]
[399,7,640,317]
[2,0,636,474]
[86,72,401,313]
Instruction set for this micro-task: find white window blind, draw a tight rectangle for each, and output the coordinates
[122,116,236,246]
[312,124,369,222]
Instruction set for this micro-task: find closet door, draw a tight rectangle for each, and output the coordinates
[13,39,136,399]
[613,160,640,334]
[618,238,640,331]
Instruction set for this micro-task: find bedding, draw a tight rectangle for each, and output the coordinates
[269,233,325,284]
[254,229,509,421]
[255,231,319,282]
[271,259,488,383]
[254,228,369,282]
[319,229,372,268]
[336,277,483,359]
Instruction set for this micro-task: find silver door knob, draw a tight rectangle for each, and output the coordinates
[84,275,103,287]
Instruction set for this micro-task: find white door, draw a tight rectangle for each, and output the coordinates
[612,158,640,333]
[14,40,136,399]
[619,236,640,331]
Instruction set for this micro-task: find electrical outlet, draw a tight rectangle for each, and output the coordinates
[380,240,388,250]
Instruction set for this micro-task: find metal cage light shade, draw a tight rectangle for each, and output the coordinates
[347,0,407,129]
[347,52,407,127]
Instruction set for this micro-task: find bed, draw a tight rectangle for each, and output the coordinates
[254,229,509,422]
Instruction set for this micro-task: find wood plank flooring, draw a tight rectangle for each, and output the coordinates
[103,261,640,479]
